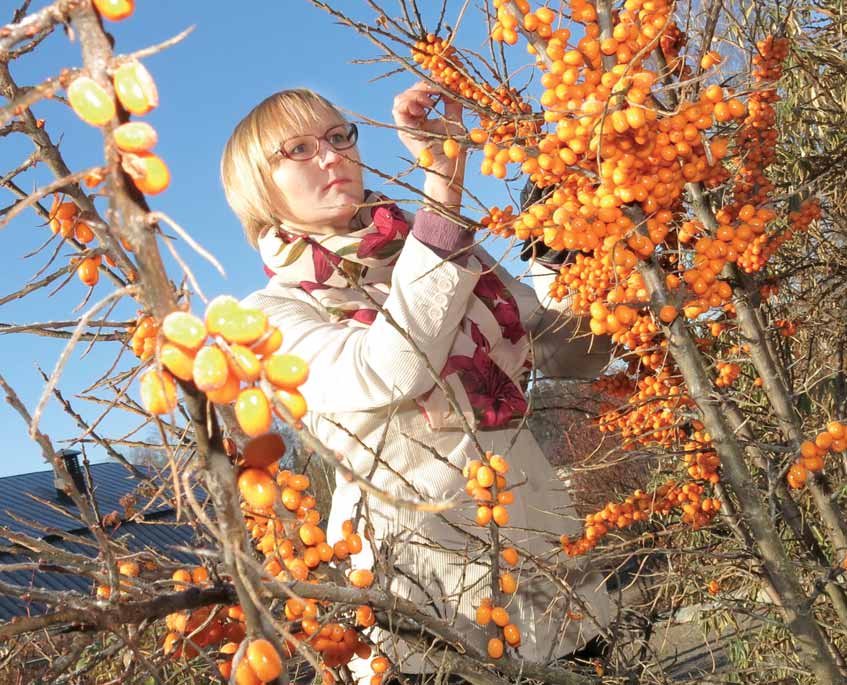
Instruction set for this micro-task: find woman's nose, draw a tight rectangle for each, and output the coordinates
[316,141,342,168]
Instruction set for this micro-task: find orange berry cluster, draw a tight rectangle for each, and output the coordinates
[682,434,721,483]
[463,452,512,527]
[128,313,158,360]
[596,369,691,449]
[787,421,846,489]
[246,466,376,679]
[491,1,558,47]
[592,371,635,399]
[160,445,381,682]
[561,479,720,555]
[727,36,790,214]
[476,598,522,658]
[714,361,741,388]
[162,567,247,665]
[736,198,820,273]
[411,33,538,172]
[412,33,530,118]
[93,557,156,599]
[46,193,133,287]
[774,318,798,337]
[479,205,517,237]
[138,296,309,435]
[67,56,169,196]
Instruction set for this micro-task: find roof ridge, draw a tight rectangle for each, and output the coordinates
[0,461,142,482]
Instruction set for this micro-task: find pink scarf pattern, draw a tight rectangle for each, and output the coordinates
[258,192,531,430]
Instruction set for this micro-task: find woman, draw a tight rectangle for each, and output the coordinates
[221,84,612,679]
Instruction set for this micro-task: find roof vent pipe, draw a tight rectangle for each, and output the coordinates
[53,449,88,501]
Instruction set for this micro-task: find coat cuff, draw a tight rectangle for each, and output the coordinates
[411,209,474,265]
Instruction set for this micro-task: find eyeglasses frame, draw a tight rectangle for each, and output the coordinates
[271,122,359,162]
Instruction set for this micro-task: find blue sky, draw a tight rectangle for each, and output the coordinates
[1,1,543,477]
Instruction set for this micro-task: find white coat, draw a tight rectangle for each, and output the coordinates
[243,234,613,676]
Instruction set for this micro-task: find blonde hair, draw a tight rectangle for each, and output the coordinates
[220,89,346,248]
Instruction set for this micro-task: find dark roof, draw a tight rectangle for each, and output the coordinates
[0,461,210,621]
[0,461,177,544]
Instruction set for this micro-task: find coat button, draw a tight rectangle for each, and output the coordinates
[436,279,453,294]
[433,293,449,307]
[428,306,444,320]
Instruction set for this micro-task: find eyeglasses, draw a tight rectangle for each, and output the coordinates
[272,123,359,162]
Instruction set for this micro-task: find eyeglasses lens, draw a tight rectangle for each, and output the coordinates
[281,124,358,161]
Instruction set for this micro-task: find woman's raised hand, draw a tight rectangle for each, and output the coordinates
[392,81,466,209]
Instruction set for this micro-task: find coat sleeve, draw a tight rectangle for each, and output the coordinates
[493,257,612,379]
[243,235,481,414]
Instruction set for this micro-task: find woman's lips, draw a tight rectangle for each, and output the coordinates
[323,179,349,191]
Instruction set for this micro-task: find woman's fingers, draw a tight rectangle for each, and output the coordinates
[393,91,437,124]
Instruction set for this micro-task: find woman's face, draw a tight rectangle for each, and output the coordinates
[268,111,365,234]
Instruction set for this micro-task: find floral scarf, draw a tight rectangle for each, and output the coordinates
[258,191,531,430]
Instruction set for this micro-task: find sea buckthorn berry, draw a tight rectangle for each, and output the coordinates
[236,388,273,437]
[658,305,678,323]
[191,566,209,584]
[206,373,241,404]
[347,533,363,554]
[501,547,519,566]
[418,147,434,167]
[371,657,390,674]
[226,344,262,383]
[349,569,374,588]
[77,257,100,286]
[476,505,492,526]
[140,369,177,414]
[443,138,460,159]
[490,606,509,627]
[274,389,308,421]
[221,307,268,345]
[121,152,170,195]
[75,222,95,243]
[246,639,282,682]
[281,486,301,511]
[205,296,241,336]
[160,342,195,381]
[503,623,521,646]
[113,61,159,115]
[499,572,517,594]
[242,432,285,468]
[264,354,309,390]
[492,505,509,526]
[93,0,134,20]
[118,560,140,577]
[487,637,504,659]
[707,579,720,595]
[827,421,846,439]
[113,121,158,152]
[288,474,310,491]
[299,523,325,546]
[476,603,492,625]
[489,454,508,474]
[469,128,488,144]
[252,327,283,357]
[237,468,279,509]
[234,659,262,685]
[356,605,376,627]
[172,569,192,587]
[476,465,495,488]
[193,346,229,392]
[333,540,350,560]
[68,76,116,126]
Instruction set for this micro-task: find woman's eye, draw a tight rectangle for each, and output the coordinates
[289,143,308,155]
[329,133,346,145]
